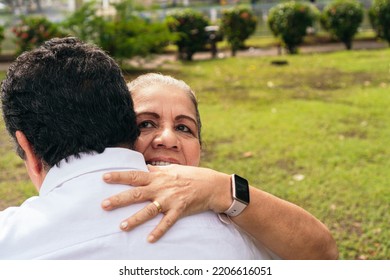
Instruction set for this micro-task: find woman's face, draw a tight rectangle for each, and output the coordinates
[133,84,201,167]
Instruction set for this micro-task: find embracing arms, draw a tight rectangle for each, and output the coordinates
[101,165,338,260]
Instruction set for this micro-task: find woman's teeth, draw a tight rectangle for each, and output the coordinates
[149,161,172,166]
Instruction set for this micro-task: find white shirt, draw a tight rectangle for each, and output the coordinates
[0,148,272,259]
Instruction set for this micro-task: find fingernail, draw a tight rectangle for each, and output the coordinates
[103,174,112,181]
[148,235,155,243]
[120,221,128,230]
[102,200,111,208]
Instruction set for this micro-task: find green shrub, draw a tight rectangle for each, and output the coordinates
[61,1,105,44]
[268,1,319,54]
[369,0,390,46]
[166,9,210,61]
[12,16,66,54]
[220,6,257,56]
[320,0,364,50]
[109,0,174,56]
[62,1,174,61]
[97,18,173,60]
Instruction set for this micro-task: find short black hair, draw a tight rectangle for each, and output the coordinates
[1,37,139,168]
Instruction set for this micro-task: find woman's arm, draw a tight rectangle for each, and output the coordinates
[101,165,338,259]
[229,187,338,259]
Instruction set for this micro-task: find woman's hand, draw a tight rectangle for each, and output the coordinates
[101,165,339,259]
[101,165,231,242]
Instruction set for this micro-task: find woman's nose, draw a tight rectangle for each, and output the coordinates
[152,127,179,150]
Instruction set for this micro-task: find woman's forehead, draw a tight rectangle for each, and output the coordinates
[133,83,183,95]
[132,84,192,103]
[133,84,194,107]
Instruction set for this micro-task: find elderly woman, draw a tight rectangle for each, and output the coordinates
[102,73,338,260]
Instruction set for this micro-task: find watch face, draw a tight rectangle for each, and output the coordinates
[234,174,250,204]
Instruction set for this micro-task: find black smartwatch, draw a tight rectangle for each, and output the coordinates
[224,174,250,217]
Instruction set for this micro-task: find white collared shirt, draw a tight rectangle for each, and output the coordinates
[0,148,272,259]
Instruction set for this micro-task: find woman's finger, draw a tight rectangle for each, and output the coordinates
[147,211,180,243]
[102,187,151,210]
[119,201,165,231]
[103,170,150,185]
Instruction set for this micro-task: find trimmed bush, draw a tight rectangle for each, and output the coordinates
[12,16,66,54]
[268,1,319,54]
[369,0,390,46]
[320,0,364,50]
[166,9,210,61]
[221,6,257,56]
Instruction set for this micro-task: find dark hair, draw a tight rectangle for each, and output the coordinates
[1,37,139,168]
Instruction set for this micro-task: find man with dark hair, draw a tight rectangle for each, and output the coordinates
[0,37,145,259]
[2,37,139,169]
[0,37,267,259]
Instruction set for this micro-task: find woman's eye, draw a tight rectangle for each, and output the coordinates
[138,121,154,129]
[176,124,191,133]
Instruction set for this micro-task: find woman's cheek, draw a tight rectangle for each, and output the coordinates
[134,136,147,153]
[187,143,201,166]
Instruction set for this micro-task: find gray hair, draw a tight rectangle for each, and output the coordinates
[128,73,202,145]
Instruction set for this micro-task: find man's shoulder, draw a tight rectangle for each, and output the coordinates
[0,196,42,258]
[0,205,19,223]
[0,196,39,220]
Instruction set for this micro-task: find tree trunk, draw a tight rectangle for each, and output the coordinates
[344,40,352,50]
[231,47,237,57]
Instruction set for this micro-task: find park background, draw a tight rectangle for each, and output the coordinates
[0,0,389,260]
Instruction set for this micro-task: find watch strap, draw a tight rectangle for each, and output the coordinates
[224,198,248,216]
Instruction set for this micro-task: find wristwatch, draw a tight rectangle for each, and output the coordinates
[224,174,250,217]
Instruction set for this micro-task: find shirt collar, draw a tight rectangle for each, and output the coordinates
[39,148,147,196]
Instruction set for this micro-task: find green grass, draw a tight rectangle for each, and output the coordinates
[1,49,390,259]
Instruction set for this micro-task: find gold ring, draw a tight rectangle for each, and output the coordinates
[153,201,162,213]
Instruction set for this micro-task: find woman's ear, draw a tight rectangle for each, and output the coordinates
[15,131,45,190]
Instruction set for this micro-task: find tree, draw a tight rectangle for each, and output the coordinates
[268,1,319,54]
[320,0,364,50]
[221,6,257,56]
[369,0,390,46]
[166,9,210,61]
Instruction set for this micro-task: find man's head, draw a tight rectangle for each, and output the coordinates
[1,37,138,171]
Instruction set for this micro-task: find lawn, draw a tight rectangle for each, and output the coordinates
[1,48,389,259]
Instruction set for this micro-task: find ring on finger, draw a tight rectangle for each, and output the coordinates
[153,201,162,213]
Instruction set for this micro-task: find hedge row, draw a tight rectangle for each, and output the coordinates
[1,0,389,59]
[270,0,390,54]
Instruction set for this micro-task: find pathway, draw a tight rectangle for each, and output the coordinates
[0,40,387,71]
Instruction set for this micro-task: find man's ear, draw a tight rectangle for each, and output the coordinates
[15,131,45,190]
